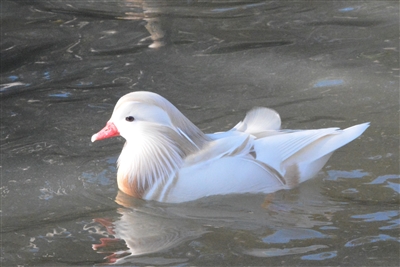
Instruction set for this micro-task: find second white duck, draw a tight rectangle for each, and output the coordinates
[91,91,369,203]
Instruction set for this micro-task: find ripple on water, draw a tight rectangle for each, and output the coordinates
[301,250,337,260]
[244,245,328,258]
[262,228,329,244]
[345,234,399,247]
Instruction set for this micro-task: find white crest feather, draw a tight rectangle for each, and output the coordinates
[115,91,210,147]
[234,107,281,133]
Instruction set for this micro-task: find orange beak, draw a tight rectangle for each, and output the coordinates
[91,121,120,142]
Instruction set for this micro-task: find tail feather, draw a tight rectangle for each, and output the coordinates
[254,122,370,182]
[283,122,370,167]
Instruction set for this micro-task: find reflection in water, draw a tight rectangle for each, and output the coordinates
[123,0,172,48]
[92,191,207,264]
[91,183,345,264]
[120,0,288,50]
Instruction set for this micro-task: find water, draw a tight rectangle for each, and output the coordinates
[1,0,399,266]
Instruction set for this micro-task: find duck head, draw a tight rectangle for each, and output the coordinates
[91,91,209,198]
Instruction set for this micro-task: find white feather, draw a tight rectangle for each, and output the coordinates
[233,107,281,133]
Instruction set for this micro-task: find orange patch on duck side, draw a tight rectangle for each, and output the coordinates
[283,164,300,189]
[261,193,275,209]
[117,175,145,199]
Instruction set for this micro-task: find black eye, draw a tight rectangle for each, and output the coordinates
[125,116,135,122]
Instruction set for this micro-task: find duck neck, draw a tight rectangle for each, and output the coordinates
[116,124,199,198]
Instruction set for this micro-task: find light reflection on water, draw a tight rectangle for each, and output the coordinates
[86,184,345,265]
[1,0,399,266]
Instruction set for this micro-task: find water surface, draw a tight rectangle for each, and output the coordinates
[1,0,399,266]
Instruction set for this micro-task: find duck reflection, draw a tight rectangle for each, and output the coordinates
[91,181,342,264]
[123,0,172,48]
[92,191,207,264]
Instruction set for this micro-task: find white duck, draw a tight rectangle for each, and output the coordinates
[91,91,369,203]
